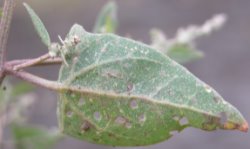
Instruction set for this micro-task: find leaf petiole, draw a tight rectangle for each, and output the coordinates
[13,53,51,70]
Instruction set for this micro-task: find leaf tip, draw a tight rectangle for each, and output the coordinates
[238,121,248,132]
[23,2,28,8]
[23,2,30,10]
[23,2,51,47]
[222,120,249,132]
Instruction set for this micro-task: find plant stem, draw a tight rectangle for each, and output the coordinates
[13,53,50,70]
[7,57,62,66]
[0,0,16,146]
[0,0,16,84]
[5,65,62,91]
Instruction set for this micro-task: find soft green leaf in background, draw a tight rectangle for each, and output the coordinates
[166,44,203,64]
[23,3,51,47]
[93,1,118,33]
[0,80,61,148]
[0,80,12,113]
[0,7,2,17]
[150,14,226,64]
[11,124,61,149]
[12,82,34,98]
[57,24,247,146]
[150,29,203,64]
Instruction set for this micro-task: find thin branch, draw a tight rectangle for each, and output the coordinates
[0,0,16,84]
[5,65,62,91]
[0,0,16,146]
[13,53,50,70]
[7,57,62,67]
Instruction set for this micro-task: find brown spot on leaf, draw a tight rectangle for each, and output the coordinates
[81,120,92,132]
[108,133,116,138]
[93,137,100,142]
[66,111,73,117]
[202,116,220,131]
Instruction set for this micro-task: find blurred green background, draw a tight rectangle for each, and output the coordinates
[1,0,250,149]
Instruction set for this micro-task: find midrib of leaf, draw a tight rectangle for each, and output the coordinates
[59,85,225,124]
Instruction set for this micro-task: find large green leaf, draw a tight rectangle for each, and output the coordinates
[23,3,51,46]
[57,24,248,146]
[93,1,118,33]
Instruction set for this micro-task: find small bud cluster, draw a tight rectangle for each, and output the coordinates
[48,35,81,66]
[58,35,81,56]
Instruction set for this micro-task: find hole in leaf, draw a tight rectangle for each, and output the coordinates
[179,117,189,126]
[130,100,138,109]
[220,112,228,125]
[94,111,102,121]
[138,113,146,123]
